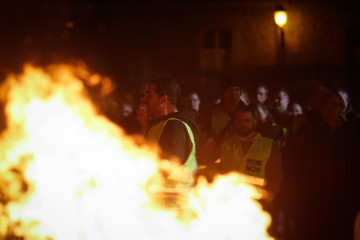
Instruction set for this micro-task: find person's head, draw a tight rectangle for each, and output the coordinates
[256,84,268,104]
[133,81,149,106]
[308,86,330,113]
[292,103,303,116]
[143,75,180,119]
[233,104,257,137]
[222,78,242,109]
[121,101,133,118]
[320,92,345,128]
[274,88,290,113]
[240,89,250,106]
[337,87,350,110]
[189,91,201,112]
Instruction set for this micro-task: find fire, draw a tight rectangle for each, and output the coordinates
[0,63,273,240]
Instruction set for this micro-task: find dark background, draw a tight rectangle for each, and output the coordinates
[0,0,360,107]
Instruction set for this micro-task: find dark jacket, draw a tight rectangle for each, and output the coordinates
[344,103,360,122]
[283,117,358,239]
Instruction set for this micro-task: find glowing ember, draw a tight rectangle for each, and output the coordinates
[0,63,273,240]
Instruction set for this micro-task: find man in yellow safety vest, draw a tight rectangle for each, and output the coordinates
[136,75,200,189]
[220,104,283,201]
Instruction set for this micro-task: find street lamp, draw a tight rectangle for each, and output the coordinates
[274,6,287,28]
[274,5,287,64]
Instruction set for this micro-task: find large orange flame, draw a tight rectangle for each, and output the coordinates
[0,63,273,240]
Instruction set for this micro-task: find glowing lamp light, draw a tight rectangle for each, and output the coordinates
[274,8,287,27]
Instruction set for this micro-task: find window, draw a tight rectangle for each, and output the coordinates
[201,30,231,70]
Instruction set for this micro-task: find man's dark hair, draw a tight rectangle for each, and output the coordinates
[221,78,242,92]
[152,75,181,107]
[234,103,258,117]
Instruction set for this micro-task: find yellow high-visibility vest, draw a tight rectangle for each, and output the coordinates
[220,134,273,179]
[146,118,197,188]
[210,106,236,138]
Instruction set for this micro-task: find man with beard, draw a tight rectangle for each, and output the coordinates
[136,75,200,188]
[220,104,283,200]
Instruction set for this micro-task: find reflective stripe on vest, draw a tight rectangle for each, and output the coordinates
[146,118,197,187]
[221,135,273,179]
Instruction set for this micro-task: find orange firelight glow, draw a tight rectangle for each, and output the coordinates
[0,63,273,240]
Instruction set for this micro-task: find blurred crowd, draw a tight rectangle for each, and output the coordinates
[101,77,360,240]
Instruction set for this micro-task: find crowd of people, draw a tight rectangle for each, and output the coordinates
[102,75,360,240]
